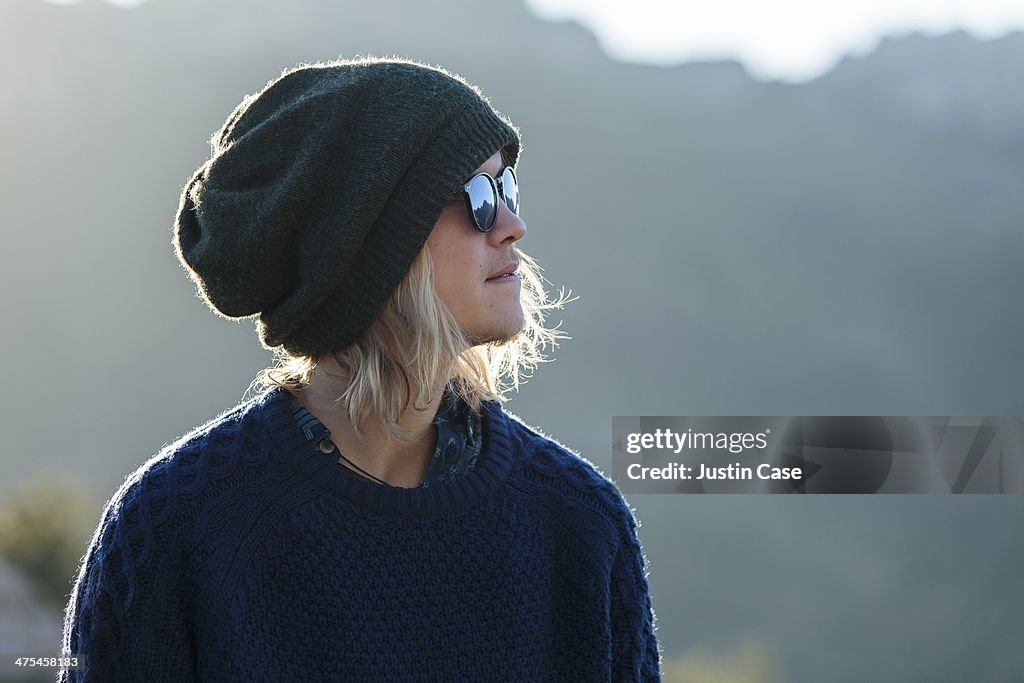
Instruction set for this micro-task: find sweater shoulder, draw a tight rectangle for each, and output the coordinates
[100,390,274,543]
[499,409,637,538]
[58,393,272,679]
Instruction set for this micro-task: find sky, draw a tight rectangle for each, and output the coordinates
[45,0,1024,82]
[524,0,1024,81]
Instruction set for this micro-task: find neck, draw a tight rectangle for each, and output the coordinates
[290,356,448,488]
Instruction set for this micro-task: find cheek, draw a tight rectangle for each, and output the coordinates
[440,261,485,312]
[427,239,482,307]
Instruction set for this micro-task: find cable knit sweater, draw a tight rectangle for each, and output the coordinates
[59,387,661,681]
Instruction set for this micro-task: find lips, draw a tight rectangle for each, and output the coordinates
[486,260,520,281]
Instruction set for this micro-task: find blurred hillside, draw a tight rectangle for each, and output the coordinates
[1,0,1023,680]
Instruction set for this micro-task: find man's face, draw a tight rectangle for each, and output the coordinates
[427,150,527,345]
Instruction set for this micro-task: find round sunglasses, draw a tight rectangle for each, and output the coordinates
[458,166,520,233]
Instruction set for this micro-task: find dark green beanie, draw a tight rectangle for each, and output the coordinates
[173,57,521,356]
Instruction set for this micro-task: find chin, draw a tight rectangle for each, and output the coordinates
[467,312,526,347]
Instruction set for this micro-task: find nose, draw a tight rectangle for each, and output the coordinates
[488,200,526,246]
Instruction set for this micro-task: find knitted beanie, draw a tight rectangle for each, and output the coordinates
[173,57,521,356]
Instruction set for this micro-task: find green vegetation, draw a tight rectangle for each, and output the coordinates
[0,473,98,608]
[662,641,781,683]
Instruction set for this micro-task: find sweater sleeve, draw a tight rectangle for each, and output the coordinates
[609,493,662,682]
[59,471,197,682]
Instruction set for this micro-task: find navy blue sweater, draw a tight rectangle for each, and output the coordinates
[60,387,661,681]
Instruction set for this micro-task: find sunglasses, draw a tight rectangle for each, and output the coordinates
[456,166,520,233]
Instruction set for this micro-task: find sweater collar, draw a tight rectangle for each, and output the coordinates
[257,386,514,516]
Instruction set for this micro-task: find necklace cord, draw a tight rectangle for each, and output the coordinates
[321,437,389,486]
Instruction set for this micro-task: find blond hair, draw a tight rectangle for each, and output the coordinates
[249,244,568,440]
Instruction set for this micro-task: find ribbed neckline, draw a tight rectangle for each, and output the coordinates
[257,386,515,517]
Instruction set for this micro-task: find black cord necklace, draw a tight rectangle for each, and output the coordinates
[318,437,388,486]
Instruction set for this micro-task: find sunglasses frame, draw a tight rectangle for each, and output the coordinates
[460,166,519,233]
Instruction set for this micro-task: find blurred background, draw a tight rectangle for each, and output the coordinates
[1,0,1022,680]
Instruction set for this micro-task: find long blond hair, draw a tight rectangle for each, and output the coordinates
[249,243,568,440]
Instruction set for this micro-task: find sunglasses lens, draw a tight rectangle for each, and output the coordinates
[465,174,497,232]
[500,167,519,215]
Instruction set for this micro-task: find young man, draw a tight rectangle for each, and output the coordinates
[61,57,661,681]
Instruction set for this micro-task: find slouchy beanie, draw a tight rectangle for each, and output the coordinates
[173,57,521,356]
